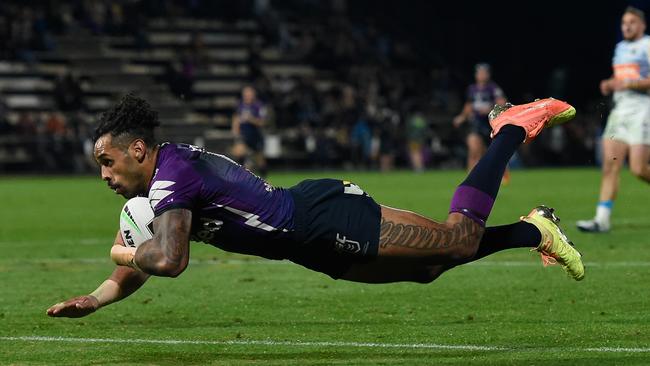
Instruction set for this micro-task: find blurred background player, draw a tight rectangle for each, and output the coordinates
[406,108,429,172]
[577,7,650,233]
[453,63,509,180]
[231,85,268,177]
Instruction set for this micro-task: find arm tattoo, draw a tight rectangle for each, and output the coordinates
[379,215,482,251]
[136,209,192,276]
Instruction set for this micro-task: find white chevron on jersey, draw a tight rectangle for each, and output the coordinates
[149,180,175,209]
[216,204,286,232]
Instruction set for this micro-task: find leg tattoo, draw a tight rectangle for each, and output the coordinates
[379,215,483,252]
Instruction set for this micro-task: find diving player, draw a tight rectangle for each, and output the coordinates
[47,94,584,318]
[577,6,650,233]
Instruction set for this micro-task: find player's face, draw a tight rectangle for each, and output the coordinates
[94,134,148,199]
[621,13,646,41]
[242,87,255,103]
[475,68,490,83]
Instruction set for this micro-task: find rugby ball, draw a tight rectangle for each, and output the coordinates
[119,197,154,248]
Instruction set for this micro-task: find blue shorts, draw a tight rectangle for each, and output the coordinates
[468,115,492,145]
[287,179,381,279]
[240,124,264,152]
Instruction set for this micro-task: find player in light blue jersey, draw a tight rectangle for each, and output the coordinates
[577,7,650,233]
[47,94,584,318]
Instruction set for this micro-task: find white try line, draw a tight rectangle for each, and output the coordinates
[0,336,502,351]
[1,336,649,354]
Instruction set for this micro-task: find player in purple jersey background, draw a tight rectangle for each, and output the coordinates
[231,86,268,177]
[453,64,508,174]
[47,94,584,318]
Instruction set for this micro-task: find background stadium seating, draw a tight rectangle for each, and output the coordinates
[0,0,627,172]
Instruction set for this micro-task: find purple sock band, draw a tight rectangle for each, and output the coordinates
[449,185,495,227]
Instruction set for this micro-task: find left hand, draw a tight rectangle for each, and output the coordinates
[46,295,99,318]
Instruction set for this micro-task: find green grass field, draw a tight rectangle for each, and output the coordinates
[1,169,650,365]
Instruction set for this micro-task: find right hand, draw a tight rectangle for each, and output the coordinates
[241,110,252,121]
[600,79,614,96]
[46,295,99,318]
[453,115,466,128]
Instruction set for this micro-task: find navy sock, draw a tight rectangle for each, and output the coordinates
[449,125,525,226]
[461,125,525,199]
[472,221,542,261]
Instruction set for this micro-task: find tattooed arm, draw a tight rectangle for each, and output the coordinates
[134,208,193,277]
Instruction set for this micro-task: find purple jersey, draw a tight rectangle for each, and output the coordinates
[147,143,295,259]
[467,82,504,119]
[236,101,266,126]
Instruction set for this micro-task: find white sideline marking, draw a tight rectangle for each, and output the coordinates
[1,336,649,354]
[584,347,650,353]
[0,336,502,351]
[3,258,650,268]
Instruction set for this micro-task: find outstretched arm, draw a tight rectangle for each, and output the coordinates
[47,231,150,318]
[600,76,650,95]
[118,208,193,278]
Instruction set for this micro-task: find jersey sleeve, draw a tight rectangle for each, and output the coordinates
[149,162,203,217]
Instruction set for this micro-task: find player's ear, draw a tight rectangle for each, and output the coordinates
[130,139,147,163]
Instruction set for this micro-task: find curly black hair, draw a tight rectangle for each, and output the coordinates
[93,93,160,148]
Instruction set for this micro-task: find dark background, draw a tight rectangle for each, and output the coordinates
[345,0,648,107]
[2,0,649,172]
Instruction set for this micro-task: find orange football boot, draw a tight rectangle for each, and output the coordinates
[488,98,576,143]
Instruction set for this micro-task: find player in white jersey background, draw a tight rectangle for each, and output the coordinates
[577,6,650,233]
